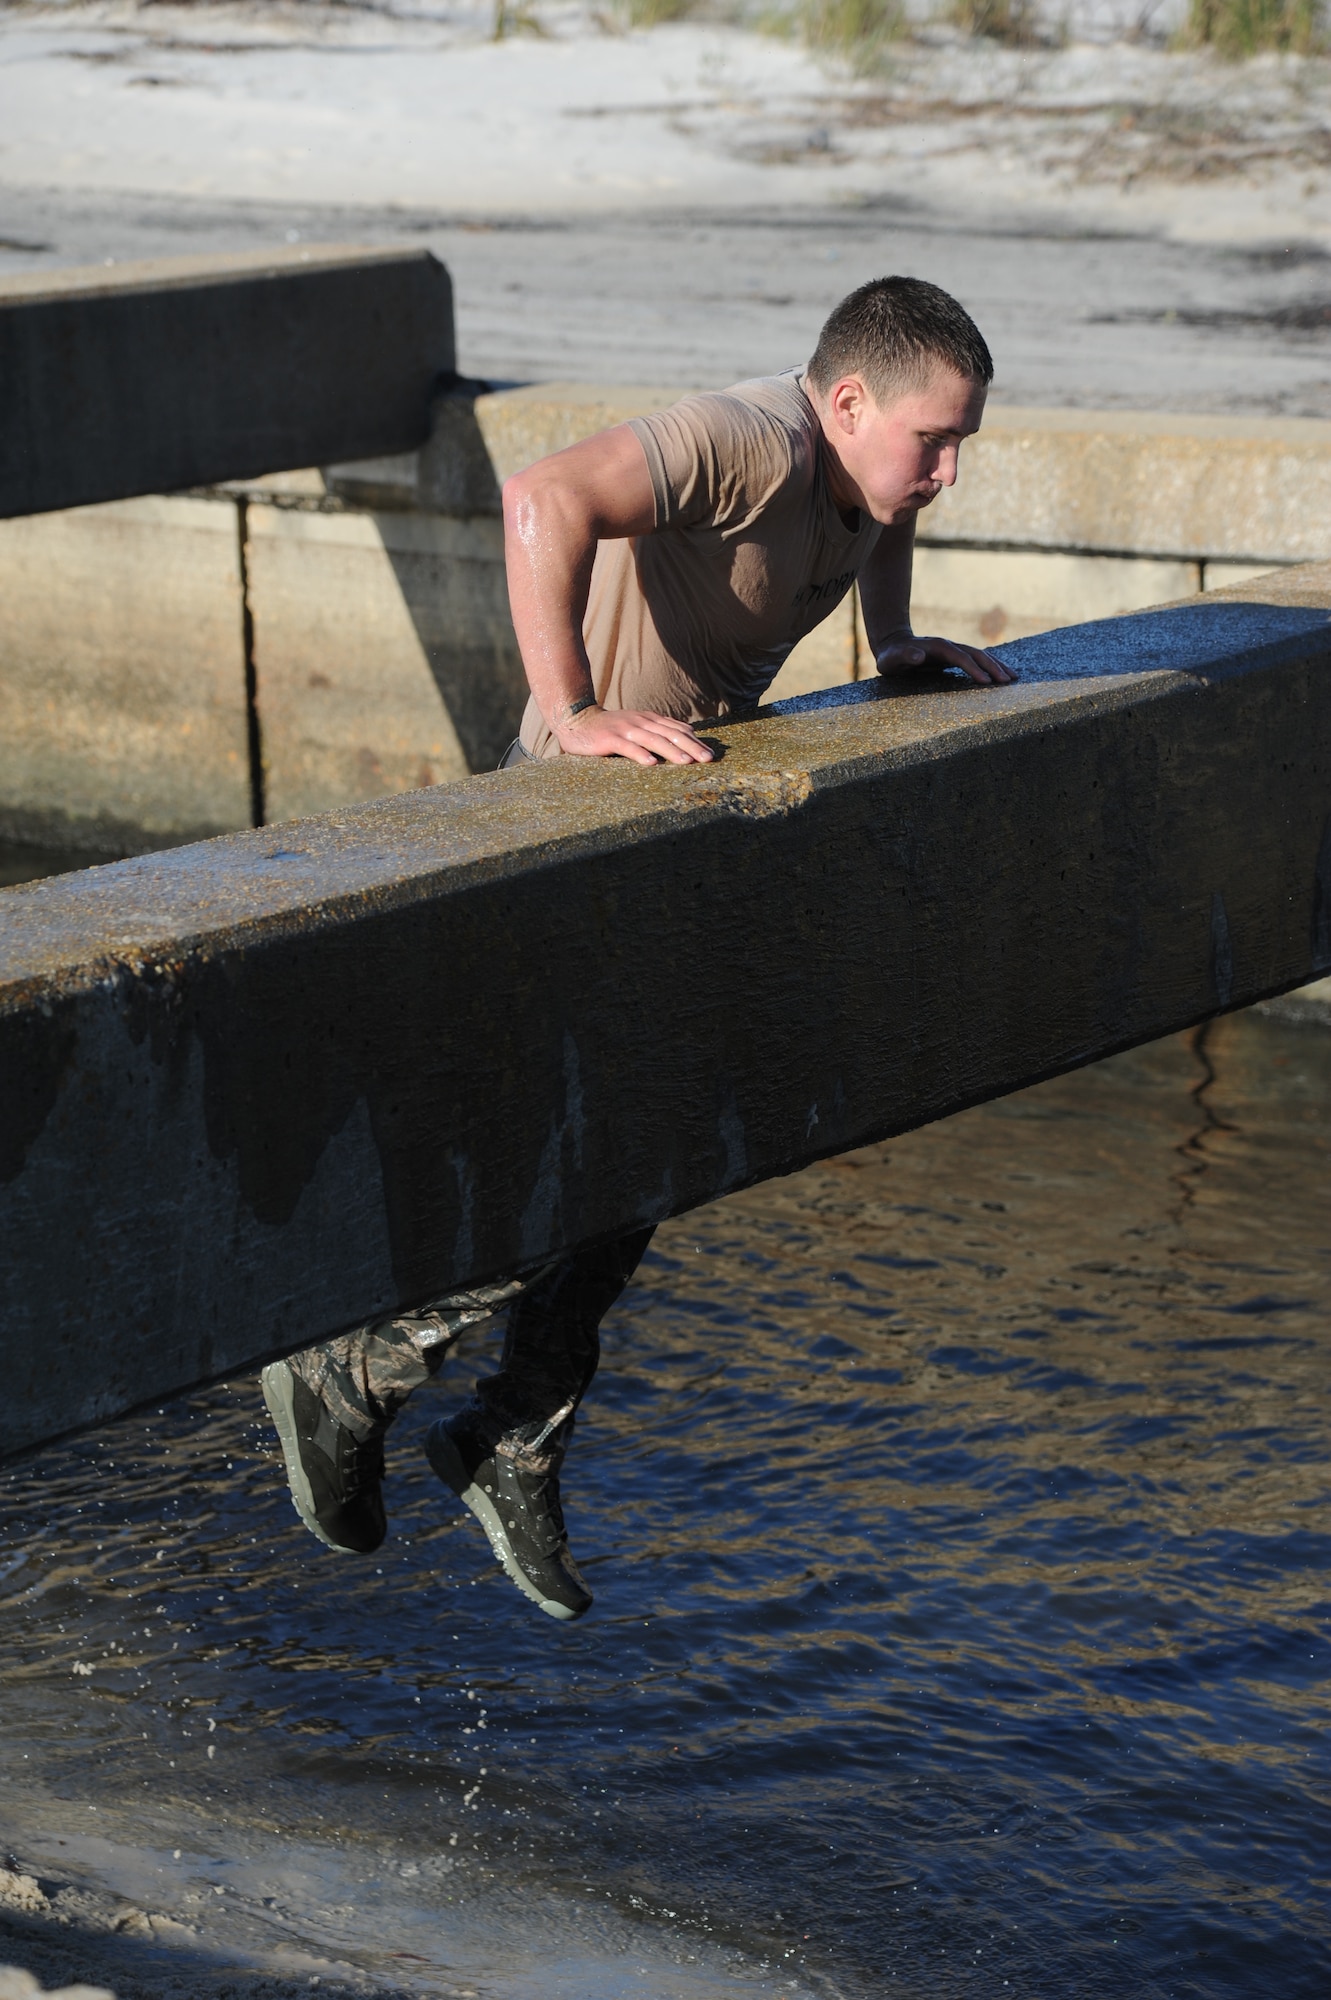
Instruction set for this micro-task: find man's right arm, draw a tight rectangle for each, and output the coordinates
[502,425,714,766]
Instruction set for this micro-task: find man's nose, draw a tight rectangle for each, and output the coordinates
[936,446,961,488]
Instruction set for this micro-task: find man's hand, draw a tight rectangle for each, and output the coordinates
[554,704,714,766]
[876,634,1016,686]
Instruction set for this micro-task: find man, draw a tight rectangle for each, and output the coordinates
[262,275,1015,1623]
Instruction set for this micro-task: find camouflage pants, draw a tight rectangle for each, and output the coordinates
[288,1227,656,1471]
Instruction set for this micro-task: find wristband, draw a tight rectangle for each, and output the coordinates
[564,693,598,720]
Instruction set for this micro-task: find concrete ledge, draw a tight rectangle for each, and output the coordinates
[0,248,455,519]
[3,564,1331,1457]
[919,407,1331,565]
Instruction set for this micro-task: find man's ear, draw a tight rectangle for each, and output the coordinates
[828,375,871,434]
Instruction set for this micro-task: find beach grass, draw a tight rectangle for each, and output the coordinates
[1183,0,1323,51]
[947,0,1043,42]
[800,0,906,61]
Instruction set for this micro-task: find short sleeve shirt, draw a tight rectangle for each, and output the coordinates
[518,370,882,757]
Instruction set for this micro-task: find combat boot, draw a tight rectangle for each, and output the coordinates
[425,1413,592,1621]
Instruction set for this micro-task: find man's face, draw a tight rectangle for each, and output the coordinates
[816,366,988,526]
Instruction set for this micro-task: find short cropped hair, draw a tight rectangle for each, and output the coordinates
[807,276,993,404]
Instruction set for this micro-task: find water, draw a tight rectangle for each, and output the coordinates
[1,1008,1329,1999]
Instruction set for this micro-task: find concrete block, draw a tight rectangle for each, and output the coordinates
[1,247,454,519]
[325,385,691,516]
[926,406,1331,565]
[3,563,1331,1455]
[0,495,250,853]
[248,504,526,819]
[910,547,1202,650]
[9,388,1330,858]
[472,384,684,495]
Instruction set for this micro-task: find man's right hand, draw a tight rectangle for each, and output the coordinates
[554,704,714,766]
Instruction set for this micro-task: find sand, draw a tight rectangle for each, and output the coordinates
[2,0,1330,241]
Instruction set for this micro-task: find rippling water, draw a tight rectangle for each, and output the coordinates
[2,1008,1329,1998]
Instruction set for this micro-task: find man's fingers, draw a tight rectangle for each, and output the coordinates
[922,640,989,682]
[939,640,1017,686]
[646,732,713,764]
[956,645,1016,685]
[892,636,1018,685]
[620,721,713,764]
[557,708,715,763]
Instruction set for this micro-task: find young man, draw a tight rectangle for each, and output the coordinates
[262,275,1014,1623]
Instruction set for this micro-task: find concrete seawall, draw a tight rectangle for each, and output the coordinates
[3,564,1329,1459]
[2,388,1322,859]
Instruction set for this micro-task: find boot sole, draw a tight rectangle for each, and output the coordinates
[425,1423,589,1622]
[261,1361,353,1556]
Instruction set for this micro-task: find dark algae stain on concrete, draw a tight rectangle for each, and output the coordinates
[1313,812,1331,968]
[191,936,387,1233]
[0,1003,76,1184]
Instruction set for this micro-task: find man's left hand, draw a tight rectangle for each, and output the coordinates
[876,635,1017,686]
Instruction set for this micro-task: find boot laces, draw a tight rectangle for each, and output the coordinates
[509,1460,567,1558]
[337,1428,385,1500]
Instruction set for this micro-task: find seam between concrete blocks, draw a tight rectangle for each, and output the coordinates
[236,498,266,829]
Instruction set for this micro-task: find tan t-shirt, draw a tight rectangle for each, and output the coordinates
[518,370,882,757]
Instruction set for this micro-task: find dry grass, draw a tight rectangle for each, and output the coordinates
[948,0,1044,43]
[1182,0,1323,53]
[491,0,550,36]
[599,0,1323,60]
[800,0,905,63]
[618,0,699,22]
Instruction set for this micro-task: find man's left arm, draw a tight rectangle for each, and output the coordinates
[857,519,1016,688]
